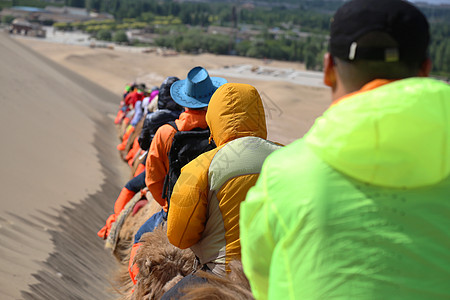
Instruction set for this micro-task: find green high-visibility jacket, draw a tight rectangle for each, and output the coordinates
[240,78,450,300]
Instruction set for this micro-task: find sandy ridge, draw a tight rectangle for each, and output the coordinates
[0,32,128,299]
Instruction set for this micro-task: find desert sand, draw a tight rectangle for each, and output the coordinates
[0,31,330,299]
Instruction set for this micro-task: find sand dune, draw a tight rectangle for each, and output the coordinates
[0,31,330,299]
[0,32,129,299]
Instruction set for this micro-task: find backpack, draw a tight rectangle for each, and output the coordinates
[162,121,216,206]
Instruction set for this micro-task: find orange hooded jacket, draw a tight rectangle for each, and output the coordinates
[145,109,208,211]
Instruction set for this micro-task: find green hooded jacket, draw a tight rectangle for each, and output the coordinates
[240,78,450,300]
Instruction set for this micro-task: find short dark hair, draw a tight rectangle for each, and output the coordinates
[335,57,423,91]
[138,83,146,91]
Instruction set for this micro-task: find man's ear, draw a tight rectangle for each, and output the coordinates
[418,58,432,77]
[323,53,337,87]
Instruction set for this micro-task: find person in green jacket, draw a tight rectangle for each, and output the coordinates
[240,0,450,299]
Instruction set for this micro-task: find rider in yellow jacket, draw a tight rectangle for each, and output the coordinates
[166,83,281,276]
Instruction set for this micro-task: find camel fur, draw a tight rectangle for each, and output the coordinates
[132,226,199,300]
[109,193,162,264]
[110,208,253,299]
[180,260,254,300]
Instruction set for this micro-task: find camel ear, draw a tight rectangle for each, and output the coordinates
[323,53,337,87]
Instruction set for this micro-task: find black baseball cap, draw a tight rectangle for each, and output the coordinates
[329,0,429,63]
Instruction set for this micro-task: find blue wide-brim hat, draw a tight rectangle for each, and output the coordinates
[170,66,227,109]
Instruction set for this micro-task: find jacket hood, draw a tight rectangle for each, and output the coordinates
[305,77,450,188]
[206,83,267,146]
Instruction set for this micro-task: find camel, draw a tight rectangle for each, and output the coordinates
[108,201,254,299]
[106,192,161,264]
[109,217,198,299]
[113,241,254,300]
[108,102,252,299]
[105,190,198,299]
[130,226,199,300]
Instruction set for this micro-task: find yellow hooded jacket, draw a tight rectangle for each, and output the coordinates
[167,83,281,275]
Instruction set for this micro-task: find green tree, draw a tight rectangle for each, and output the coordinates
[140,12,155,22]
[205,35,229,54]
[1,15,15,24]
[65,0,85,8]
[42,19,54,26]
[246,43,266,59]
[54,22,73,31]
[96,29,112,41]
[441,40,450,74]
[179,10,192,24]
[304,52,317,70]
[235,40,251,56]
[113,30,129,44]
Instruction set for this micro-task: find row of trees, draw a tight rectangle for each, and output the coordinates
[60,0,450,75]
[153,26,327,70]
[51,0,332,70]
[95,29,128,43]
[61,0,333,33]
[53,14,449,74]
[2,0,449,75]
[429,23,450,76]
[52,16,328,70]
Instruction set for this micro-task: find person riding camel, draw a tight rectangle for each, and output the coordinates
[145,66,227,214]
[97,77,183,239]
[128,66,227,285]
[117,83,146,151]
[161,83,282,299]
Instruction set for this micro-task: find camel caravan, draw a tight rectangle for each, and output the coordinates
[98,1,450,299]
[100,66,276,299]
